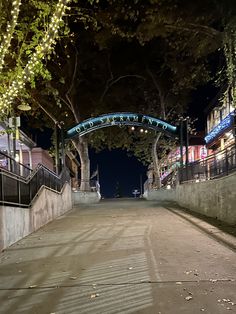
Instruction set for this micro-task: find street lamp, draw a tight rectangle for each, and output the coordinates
[17,103,31,111]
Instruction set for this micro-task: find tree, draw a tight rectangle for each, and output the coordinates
[78,0,236,188]
[9,0,235,192]
[0,0,70,117]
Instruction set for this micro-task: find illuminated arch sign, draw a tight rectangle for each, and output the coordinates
[66,112,178,139]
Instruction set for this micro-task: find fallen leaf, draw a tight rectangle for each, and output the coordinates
[210,279,217,283]
[90,293,99,299]
[176,282,182,285]
[185,296,193,301]
[69,277,77,280]
[28,285,37,289]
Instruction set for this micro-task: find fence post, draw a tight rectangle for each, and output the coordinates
[29,180,32,204]
[18,180,21,205]
[0,172,3,202]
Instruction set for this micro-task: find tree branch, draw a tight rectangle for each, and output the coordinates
[31,97,61,127]
[66,46,79,97]
[164,23,222,39]
[100,74,146,103]
[146,66,166,119]
[64,46,80,123]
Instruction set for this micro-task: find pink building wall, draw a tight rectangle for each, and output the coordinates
[22,147,54,171]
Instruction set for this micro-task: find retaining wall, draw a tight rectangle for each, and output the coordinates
[72,191,101,204]
[0,183,72,251]
[145,172,236,225]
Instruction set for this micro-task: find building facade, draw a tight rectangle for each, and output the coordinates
[205,87,235,151]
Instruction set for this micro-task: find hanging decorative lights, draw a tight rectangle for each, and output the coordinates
[0,0,22,72]
[0,0,71,115]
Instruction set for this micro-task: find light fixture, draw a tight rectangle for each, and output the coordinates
[131,126,135,131]
[17,103,31,111]
[140,128,144,133]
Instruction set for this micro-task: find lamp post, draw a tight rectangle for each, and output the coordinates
[179,116,189,181]
[18,101,64,175]
[59,121,65,169]
[36,102,65,175]
[179,119,184,168]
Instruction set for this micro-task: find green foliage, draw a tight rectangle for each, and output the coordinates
[223,17,236,90]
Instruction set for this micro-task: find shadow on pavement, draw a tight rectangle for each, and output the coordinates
[155,201,236,252]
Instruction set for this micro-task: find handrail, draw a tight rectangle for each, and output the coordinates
[0,163,62,183]
[0,150,32,177]
[0,164,70,207]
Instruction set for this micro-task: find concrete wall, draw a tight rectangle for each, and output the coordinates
[145,172,236,225]
[0,183,72,251]
[146,189,176,202]
[72,191,101,205]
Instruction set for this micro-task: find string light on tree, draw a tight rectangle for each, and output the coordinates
[0,0,71,114]
[0,0,21,72]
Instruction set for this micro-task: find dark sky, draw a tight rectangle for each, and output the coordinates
[28,126,147,198]
[188,84,220,131]
[27,80,219,200]
[90,148,147,198]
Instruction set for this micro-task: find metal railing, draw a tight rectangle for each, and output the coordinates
[0,151,32,177]
[0,164,70,207]
[179,144,236,183]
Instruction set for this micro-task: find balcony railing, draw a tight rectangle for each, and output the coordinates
[178,144,236,183]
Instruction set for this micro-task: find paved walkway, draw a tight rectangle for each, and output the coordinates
[0,199,236,314]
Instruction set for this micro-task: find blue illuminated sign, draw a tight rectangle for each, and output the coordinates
[66,112,178,139]
[205,112,234,144]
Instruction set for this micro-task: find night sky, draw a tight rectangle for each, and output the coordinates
[32,85,220,198]
[90,148,147,198]
[33,128,147,198]
[17,1,231,198]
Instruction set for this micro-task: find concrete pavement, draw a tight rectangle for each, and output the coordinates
[0,199,235,313]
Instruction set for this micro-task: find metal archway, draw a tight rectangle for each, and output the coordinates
[66,112,179,139]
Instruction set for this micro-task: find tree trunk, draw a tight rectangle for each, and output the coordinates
[73,137,91,191]
[152,133,162,189]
